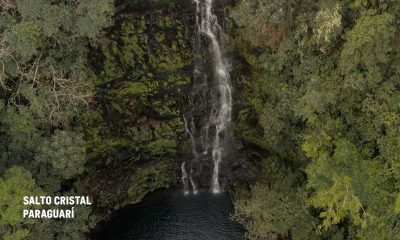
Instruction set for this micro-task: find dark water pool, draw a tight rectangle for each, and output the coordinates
[92,190,245,240]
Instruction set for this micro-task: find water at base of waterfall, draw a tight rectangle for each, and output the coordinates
[91,190,245,240]
[181,0,232,195]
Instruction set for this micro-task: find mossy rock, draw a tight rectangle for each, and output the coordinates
[82,4,194,218]
[127,163,175,204]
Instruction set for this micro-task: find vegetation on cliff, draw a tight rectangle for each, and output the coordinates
[83,5,192,213]
[1,0,399,239]
[0,0,113,238]
[0,0,192,239]
[230,0,400,239]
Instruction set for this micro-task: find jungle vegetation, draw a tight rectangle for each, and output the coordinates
[0,0,399,240]
[230,0,400,239]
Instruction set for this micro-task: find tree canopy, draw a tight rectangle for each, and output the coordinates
[230,0,400,239]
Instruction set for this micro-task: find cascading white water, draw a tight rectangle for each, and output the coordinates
[183,115,199,160]
[190,176,198,194]
[182,115,198,194]
[196,0,232,194]
[182,0,232,193]
[181,162,190,195]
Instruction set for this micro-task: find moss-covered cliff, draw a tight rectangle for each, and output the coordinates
[79,0,194,221]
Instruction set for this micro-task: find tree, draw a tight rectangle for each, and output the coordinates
[312,2,343,53]
[36,130,86,180]
[339,13,395,92]
[5,21,42,61]
[74,0,114,39]
[0,166,44,240]
[0,1,113,238]
[230,0,400,238]
[233,157,316,240]
[229,0,290,50]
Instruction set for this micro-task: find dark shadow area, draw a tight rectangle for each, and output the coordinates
[92,190,245,240]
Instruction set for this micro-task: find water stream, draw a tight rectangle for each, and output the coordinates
[181,0,232,194]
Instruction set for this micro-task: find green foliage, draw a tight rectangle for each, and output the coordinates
[0,0,113,238]
[35,130,86,180]
[234,157,316,240]
[1,0,113,127]
[74,0,114,39]
[347,0,379,9]
[5,21,42,60]
[52,205,91,240]
[0,166,44,240]
[16,0,70,36]
[231,0,400,239]
[16,0,113,39]
[127,163,175,204]
[339,13,395,91]
[229,0,290,49]
[84,12,191,161]
[312,3,343,53]
[0,0,398,239]
[309,175,366,232]
[1,106,41,149]
[396,196,400,214]
[80,6,191,219]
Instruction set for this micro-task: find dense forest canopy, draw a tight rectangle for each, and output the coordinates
[0,0,399,239]
[231,0,400,239]
[0,0,113,239]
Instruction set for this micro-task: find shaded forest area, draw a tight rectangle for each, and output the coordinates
[0,0,400,240]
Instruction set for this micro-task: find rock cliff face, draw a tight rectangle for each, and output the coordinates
[81,0,196,221]
[81,0,249,224]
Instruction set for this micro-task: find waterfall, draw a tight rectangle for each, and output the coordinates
[190,176,198,194]
[183,115,198,160]
[182,114,199,194]
[196,0,232,194]
[181,0,232,194]
[181,162,190,195]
